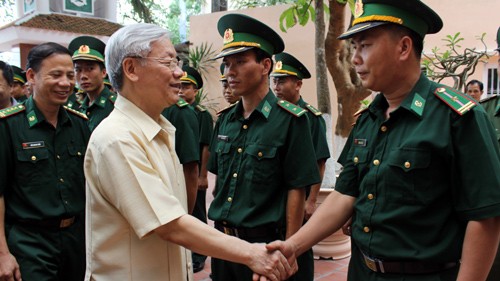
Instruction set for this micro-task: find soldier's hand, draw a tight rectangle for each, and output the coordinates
[342,217,352,236]
[0,252,22,281]
[304,198,317,221]
[247,243,294,281]
[198,176,208,191]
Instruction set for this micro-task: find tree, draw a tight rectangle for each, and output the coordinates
[423,32,489,91]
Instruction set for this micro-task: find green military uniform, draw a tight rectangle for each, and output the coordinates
[68,35,115,132]
[208,14,321,281]
[77,87,116,132]
[485,25,500,281]
[11,66,27,103]
[161,98,200,164]
[180,65,213,270]
[270,52,331,281]
[337,74,500,281]
[0,96,90,280]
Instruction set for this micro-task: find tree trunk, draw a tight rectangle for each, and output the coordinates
[325,0,371,138]
[315,0,330,114]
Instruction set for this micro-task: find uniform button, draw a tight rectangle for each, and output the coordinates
[237,148,243,153]
[404,161,411,169]
[59,178,64,183]
[64,201,68,204]
[242,124,248,130]
[258,152,263,157]
[31,155,36,161]
[363,226,370,233]
[380,126,387,132]
[77,152,82,156]
[373,159,380,166]
[222,221,227,225]
[233,173,237,178]
[56,155,61,159]
[353,157,359,164]
[87,112,90,115]
[227,197,232,202]
[367,194,374,200]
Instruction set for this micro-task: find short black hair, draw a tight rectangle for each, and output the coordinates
[466,79,483,91]
[27,42,72,72]
[252,48,274,76]
[0,61,14,86]
[383,24,424,60]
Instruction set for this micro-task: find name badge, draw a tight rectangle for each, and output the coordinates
[353,139,367,147]
[218,135,229,142]
[22,141,45,149]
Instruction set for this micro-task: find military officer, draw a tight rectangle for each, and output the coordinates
[485,25,500,281]
[10,66,27,103]
[270,52,331,281]
[0,61,15,110]
[267,1,500,281]
[161,97,200,215]
[208,14,320,281]
[177,65,213,273]
[0,42,90,281]
[68,35,116,132]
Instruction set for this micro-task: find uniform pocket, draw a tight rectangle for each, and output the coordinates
[386,148,432,205]
[244,144,278,185]
[16,148,50,185]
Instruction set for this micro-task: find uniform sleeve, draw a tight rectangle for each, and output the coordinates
[172,109,200,164]
[451,107,500,220]
[310,114,330,161]
[199,111,214,146]
[0,121,13,196]
[282,114,320,188]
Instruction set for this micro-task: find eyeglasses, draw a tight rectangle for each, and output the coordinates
[134,56,183,71]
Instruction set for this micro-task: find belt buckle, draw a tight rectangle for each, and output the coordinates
[223,227,239,237]
[363,255,378,272]
[363,255,385,273]
[60,217,75,228]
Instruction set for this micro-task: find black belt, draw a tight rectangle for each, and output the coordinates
[15,216,76,229]
[360,250,459,274]
[215,222,282,240]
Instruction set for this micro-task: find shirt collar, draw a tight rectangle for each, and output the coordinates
[114,95,175,142]
[229,90,276,121]
[369,74,431,120]
[82,87,112,109]
[24,96,71,128]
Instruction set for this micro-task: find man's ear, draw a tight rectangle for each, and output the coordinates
[262,57,272,76]
[122,57,139,82]
[399,36,413,61]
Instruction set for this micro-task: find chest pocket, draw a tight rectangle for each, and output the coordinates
[244,144,278,185]
[16,148,50,185]
[216,142,232,175]
[386,148,432,205]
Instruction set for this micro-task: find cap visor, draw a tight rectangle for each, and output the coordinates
[214,46,255,59]
[338,22,389,40]
[270,72,292,78]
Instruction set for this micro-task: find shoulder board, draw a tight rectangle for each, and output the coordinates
[0,104,25,119]
[64,106,89,120]
[434,86,476,115]
[353,107,369,117]
[480,94,499,104]
[108,94,117,104]
[196,104,207,112]
[176,98,189,108]
[305,103,322,116]
[277,100,307,117]
[217,102,237,116]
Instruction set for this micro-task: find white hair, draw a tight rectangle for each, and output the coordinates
[105,23,171,92]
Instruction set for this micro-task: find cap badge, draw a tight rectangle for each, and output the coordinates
[182,71,188,78]
[223,28,234,44]
[78,45,90,54]
[354,0,364,18]
[275,61,283,70]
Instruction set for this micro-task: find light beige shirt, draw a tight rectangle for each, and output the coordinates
[84,95,193,281]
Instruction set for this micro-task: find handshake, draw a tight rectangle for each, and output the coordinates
[247,240,298,281]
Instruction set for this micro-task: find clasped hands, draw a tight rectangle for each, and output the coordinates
[248,241,297,281]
